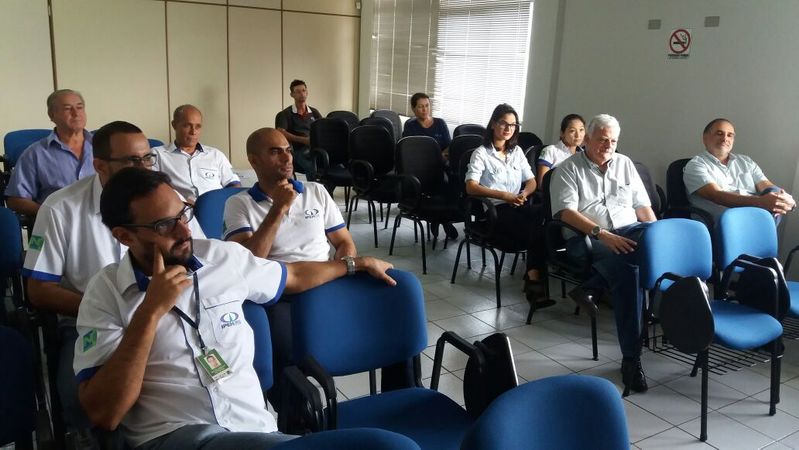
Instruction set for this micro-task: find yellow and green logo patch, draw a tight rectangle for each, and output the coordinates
[82,329,97,352]
[29,235,45,251]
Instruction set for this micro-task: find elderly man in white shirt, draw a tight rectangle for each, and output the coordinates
[683,118,795,223]
[154,104,241,202]
[550,114,657,396]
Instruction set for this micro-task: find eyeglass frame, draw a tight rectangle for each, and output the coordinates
[495,120,520,130]
[97,152,159,167]
[121,202,194,236]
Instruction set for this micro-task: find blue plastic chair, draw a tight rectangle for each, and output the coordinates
[0,207,24,318]
[0,325,38,447]
[193,187,246,239]
[460,375,628,450]
[147,138,164,148]
[716,207,778,270]
[2,129,51,170]
[640,218,783,441]
[274,427,420,449]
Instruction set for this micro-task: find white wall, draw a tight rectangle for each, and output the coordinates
[525,0,799,260]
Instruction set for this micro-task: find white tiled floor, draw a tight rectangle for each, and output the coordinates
[334,186,799,450]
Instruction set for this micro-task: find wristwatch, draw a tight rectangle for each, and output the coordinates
[590,226,603,238]
[341,256,356,276]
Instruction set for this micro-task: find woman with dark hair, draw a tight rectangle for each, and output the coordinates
[465,104,553,308]
[402,92,452,152]
[536,113,585,187]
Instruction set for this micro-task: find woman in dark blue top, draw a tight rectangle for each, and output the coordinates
[402,92,452,153]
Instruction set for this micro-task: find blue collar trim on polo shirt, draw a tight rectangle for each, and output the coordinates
[133,254,204,291]
[247,180,304,202]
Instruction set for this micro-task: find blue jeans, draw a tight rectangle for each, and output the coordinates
[566,222,651,359]
[136,424,297,450]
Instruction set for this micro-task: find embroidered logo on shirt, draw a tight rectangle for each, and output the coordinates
[220,312,241,329]
[29,235,45,251]
[304,208,319,219]
[199,168,218,180]
[82,329,97,352]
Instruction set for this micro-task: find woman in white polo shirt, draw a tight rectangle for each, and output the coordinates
[464,103,553,309]
[535,113,585,187]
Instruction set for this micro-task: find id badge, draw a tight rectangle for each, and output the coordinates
[197,348,232,381]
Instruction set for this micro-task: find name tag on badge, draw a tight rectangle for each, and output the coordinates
[199,168,218,180]
[197,348,232,382]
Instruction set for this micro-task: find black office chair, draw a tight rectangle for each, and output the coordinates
[310,118,353,208]
[371,109,403,143]
[326,110,360,131]
[447,135,483,176]
[359,116,395,143]
[346,125,399,248]
[452,124,485,138]
[518,131,543,150]
[664,158,713,227]
[634,161,666,219]
[390,136,462,274]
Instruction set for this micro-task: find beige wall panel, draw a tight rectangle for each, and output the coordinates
[284,0,359,17]
[282,12,360,114]
[167,2,229,153]
[230,0,281,9]
[176,0,227,4]
[51,0,169,143]
[228,8,282,169]
[0,0,53,146]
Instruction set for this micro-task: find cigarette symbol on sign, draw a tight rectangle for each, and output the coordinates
[669,29,691,54]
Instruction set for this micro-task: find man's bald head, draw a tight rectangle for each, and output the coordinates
[246,128,294,182]
[246,128,288,154]
[172,104,202,122]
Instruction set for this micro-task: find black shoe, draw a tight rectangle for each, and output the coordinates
[524,277,556,309]
[568,286,598,317]
[443,222,459,239]
[621,358,648,396]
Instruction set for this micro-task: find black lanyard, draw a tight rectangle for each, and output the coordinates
[171,273,208,354]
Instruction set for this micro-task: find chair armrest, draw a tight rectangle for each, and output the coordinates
[279,364,329,433]
[396,174,422,211]
[784,244,799,272]
[654,272,683,292]
[544,219,594,274]
[462,196,498,237]
[311,147,330,173]
[720,258,780,318]
[430,331,480,391]
[349,159,375,192]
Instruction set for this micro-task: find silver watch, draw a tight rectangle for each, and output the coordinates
[590,226,603,238]
[341,256,356,276]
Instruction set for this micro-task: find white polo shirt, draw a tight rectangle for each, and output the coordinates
[538,140,578,169]
[683,150,768,222]
[222,180,345,263]
[74,239,286,448]
[154,142,240,201]
[23,175,126,327]
[550,152,650,230]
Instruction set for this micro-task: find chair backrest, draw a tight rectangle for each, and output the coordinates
[371,109,403,142]
[541,168,557,220]
[290,270,427,376]
[517,131,543,150]
[395,136,445,194]
[349,125,395,176]
[148,138,164,148]
[0,325,36,446]
[666,158,692,216]
[242,301,273,392]
[326,111,360,131]
[460,375,629,450]
[639,218,713,289]
[310,118,350,166]
[359,116,395,143]
[716,206,778,270]
[0,207,23,277]
[524,145,544,170]
[452,124,485,138]
[633,160,663,217]
[194,187,247,239]
[448,135,483,176]
[275,428,421,450]
[3,129,51,168]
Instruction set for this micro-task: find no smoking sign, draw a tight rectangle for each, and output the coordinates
[667,28,691,59]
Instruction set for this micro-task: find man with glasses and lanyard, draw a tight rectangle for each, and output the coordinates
[73,167,395,449]
[23,121,205,441]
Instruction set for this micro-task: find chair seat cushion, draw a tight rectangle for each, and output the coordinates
[788,281,799,317]
[711,300,783,350]
[325,166,353,186]
[337,387,472,450]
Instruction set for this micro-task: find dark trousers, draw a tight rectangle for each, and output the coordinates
[494,201,546,272]
[566,222,651,358]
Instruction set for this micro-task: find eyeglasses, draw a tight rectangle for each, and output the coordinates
[123,203,194,236]
[100,153,158,167]
[496,121,519,130]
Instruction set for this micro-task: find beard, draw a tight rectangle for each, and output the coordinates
[164,237,194,267]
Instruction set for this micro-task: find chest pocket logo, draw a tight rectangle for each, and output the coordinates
[220,311,241,329]
[199,168,218,180]
[304,208,319,219]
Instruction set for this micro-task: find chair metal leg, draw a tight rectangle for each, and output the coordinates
[487,247,502,308]
[700,350,709,441]
[690,354,701,377]
[346,196,355,228]
[451,239,467,284]
[481,246,486,267]
[417,220,428,274]
[389,214,402,256]
[770,338,782,415]
[510,253,520,275]
[370,201,379,248]
[466,241,472,269]
[590,315,598,361]
[561,280,567,298]
[379,203,384,222]
[384,204,391,229]
[343,187,350,212]
[366,199,373,224]
[498,252,506,275]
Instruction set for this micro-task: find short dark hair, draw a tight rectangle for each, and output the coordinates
[289,79,306,93]
[92,121,143,159]
[410,92,430,109]
[100,168,173,230]
[703,118,732,135]
[483,103,520,150]
[560,113,585,133]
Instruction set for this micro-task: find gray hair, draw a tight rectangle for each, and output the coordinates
[587,114,620,136]
[47,89,84,114]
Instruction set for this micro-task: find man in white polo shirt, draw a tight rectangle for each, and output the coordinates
[154,104,241,201]
[24,121,207,435]
[683,118,795,223]
[549,114,657,396]
[223,127,355,262]
[74,168,394,449]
